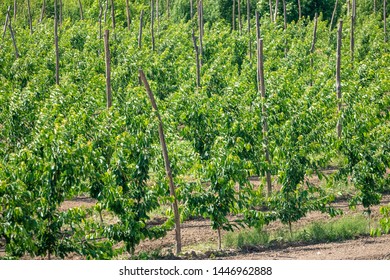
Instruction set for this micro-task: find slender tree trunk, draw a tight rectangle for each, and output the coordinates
[310,13,318,86]
[13,0,17,21]
[27,0,32,34]
[257,39,272,196]
[104,30,112,109]
[385,0,387,42]
[125,0,131,31]
[138,10,144,48]
[217,227,222,250]
[192,30,201,88]
[40,0,46,23]
[139,69,182,255]
[269,0,273,22]
[336,20,343,138]
[78,0,84,20]
[111,0,116,33]
[247,0,252,59]
[298,0,301,19]
[232,0,236,31]
[330,0,338,32]
[151,0,155,51]
[54,0,59,84]
[99,0,103,39]
[238,0,242,34]
[350,0,356,63]
[3,6,11,40]
[274,0,279,22]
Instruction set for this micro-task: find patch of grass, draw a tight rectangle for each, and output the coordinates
[224,215,369,249]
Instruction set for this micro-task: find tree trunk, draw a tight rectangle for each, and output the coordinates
[257,39,272,196]
[139,69,182,255]
[336,20,343,138]
[217,227,222,250]
[104,30,112,109]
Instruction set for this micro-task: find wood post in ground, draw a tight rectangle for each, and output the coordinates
[269,0,273,22]
[298,0,301,19]
[104,0,108,23]
[166,0,170,19]
[27,0,32,34]
[138,10,144,48]
[336,20,343,138]
[59,0,62,26]
[374,0,376,13]
[151,0,155,51]
[283,0,287,57]
[310,13,318,86]
[232,0,236,31]
[111,0,116,32]
[39,0,45,23]
[198,0,203,67]
[256,11,260,43]
[385,0,387,42]
[190,0,193,19]
[99,0,103,39]
[126,0,131,31]
[54,0,59,84]
[104,30,112,109]
[257,39,272,196]
[78,0,84,20]
[139,69,182,255]
[238,0,242,34]
[192,29,201,89]
[247,0,252,59]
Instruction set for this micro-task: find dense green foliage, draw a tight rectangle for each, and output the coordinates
[0,0,389,259]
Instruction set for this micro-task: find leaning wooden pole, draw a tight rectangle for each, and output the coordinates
[330,0,338,32]
[54,0,59,84]
[192,29,201,88]
[104,30,112,109]
[13,0,17,21]
[257,39,272,196]
[39,0,46,23]
[139,69,182,255]
[336,20,343,138]
[2,6,11,40]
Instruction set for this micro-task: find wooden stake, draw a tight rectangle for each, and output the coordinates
[350,0,356,63]
[238,0,242,34]
[336,20,343,138]
[104,30,112,109]
[78,0,84,20]
[166,0,170,19]
[99,0,103,39]
[269,0,273,22]
[283,0,287,57]
[54,0,59,84]
[190,0,193,19]
[192,29,201,88]
[256,11,260,43]
[9,19,19,59]
[125,0,131,31]
[198,0,204,67]
[27,0,32,34]
[232,0,236,31]
[274,0,279,22]
[104,0,108,23]
[257,39,272,196]
[139,69,182,255]
[13,0,17,21]
[374,0,376,13]
[310,13,318,86]
[111,0,116,32]
[59,0,62,26]
[298,0,301,19]
[385,0,387,42]
[138,10,144,48]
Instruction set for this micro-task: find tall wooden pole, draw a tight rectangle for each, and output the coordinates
[336,20,343,138]
[139,69,182,255]
[138,10,144,48]
[247,0,252,59]
[13,0,17,21]
[125,0,131,31]
[330,0,338,32]
[198,0,203,67]
[257,39,272,196]
[111,0,116,36]
[192,30,201,88]
[283,0,287,57]
[27,0,32,34]
[385,0,387,42]
[274,0,279,22]
[54,0,59,84]
[269,0,273,22]
[2,6,11,39]
[298,0,301,19]
[78,0,84,20]
[238,0,242,34]
[104,30,112,109]
[39,0,46,23]
[350,0,356,63]
[310,13,318,86]
[232,0,236,31]
[99,0,103,39]
[151,0,155,51]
